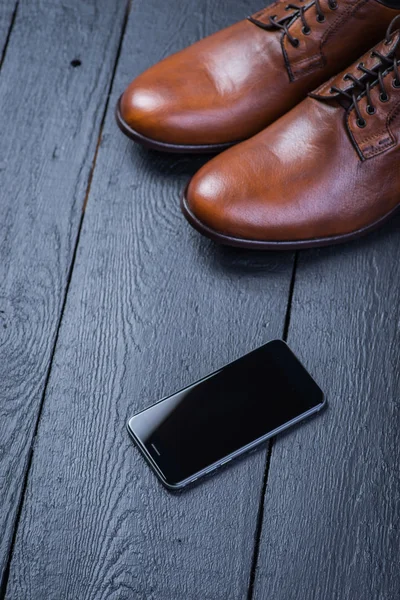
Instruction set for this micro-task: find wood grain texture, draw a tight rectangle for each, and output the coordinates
[0,0,128,587]
[5,1,293,599]
[253,227,400,600]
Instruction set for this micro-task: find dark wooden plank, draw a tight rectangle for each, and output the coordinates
[253,228,400,599]
[0,0,17,65]
[0,0,128,587]
[5,1,295,598]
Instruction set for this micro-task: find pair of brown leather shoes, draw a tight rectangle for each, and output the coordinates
[117,2,400,250]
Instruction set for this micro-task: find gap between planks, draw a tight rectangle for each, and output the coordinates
[247,251,300,600]
[0,1,19,73]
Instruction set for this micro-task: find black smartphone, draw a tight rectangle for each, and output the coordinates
[127,340,325,490]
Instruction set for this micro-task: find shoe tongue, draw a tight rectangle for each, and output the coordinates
[310,30,400,102]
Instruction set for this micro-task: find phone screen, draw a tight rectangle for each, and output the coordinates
[127,340,325,488]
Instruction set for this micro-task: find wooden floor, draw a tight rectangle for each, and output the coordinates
[1,0,399,598]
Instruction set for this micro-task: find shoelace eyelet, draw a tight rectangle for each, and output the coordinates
[384,36,393,46]
[316,14,325,22]
[292,38,300,47]
[357,62,364,70]
[328,0,338,10]
[380,92,389,102]
[302,26,311,35]
[356,118,366,128]
[392,78,400,89]
[366,105,376,115]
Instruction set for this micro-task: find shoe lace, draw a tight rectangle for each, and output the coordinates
[249,0,338,48]
[330,16,400,128]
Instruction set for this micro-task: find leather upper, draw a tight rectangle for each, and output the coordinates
[185,29,400,242]
[120,0,400,146]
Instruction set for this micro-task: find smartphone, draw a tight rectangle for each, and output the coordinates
[127,340,325,490]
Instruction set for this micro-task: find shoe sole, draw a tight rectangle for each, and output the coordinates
[115,97,238,154]
[181,190,400,250]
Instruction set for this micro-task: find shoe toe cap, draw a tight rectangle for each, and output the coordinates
[119,74,172,142]
[119,67,239,148]
[184,153,274,242]
[117,36,252,148]
[185,166,236,237]
[183,147,312,244]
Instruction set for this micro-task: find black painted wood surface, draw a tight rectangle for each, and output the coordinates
[0,0,128,588]
[253,231,400,600]
[3,1,296,599]
[2,0,399,598]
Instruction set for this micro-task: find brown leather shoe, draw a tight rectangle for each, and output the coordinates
[182,17,400,249]
[117,0,400,153]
